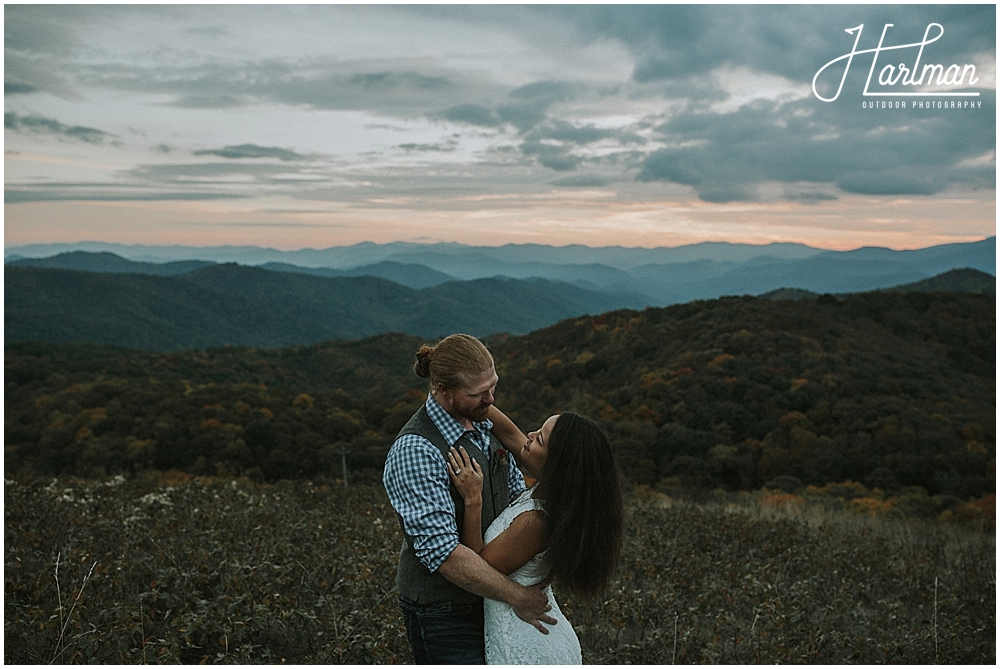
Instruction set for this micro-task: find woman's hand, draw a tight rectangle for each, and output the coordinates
[447,446,483,504]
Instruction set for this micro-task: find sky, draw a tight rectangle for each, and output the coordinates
[4,3,996,252]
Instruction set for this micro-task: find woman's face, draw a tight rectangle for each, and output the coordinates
[522,414,559,479]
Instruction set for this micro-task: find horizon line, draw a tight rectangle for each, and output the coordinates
[4,235,996,256]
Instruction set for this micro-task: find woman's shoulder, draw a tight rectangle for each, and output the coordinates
[512,485,545,508]
[505,506,547,540]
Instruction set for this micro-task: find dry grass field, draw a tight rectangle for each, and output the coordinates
[4,474,994,664]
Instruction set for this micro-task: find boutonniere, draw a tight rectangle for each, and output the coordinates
[495,447,508,468]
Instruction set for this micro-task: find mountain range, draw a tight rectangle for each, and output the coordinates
[4,242,994,351]
[4,262,640,350]
[6,237,994,307]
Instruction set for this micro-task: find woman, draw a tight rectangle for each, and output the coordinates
[446,407,624,664]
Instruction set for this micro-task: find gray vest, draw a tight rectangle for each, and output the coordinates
[394,405,511,605]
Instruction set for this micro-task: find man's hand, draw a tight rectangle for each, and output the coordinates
[512,583,557,634]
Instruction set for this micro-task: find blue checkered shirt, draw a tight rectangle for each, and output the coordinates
[383,395,526,573]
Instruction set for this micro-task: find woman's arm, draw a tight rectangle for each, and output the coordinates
[488,405,528,468]
[479,509,548,575]
[448,445,549,575]
[447,446,485,554]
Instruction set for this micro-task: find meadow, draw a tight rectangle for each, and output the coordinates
[5,473,994,664]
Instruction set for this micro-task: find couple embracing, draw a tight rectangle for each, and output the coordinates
[383,334,624,664]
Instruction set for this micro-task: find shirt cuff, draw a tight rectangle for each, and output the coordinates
[420,535,460,573]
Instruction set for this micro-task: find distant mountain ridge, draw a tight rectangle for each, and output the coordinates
[5,263,643,350]
[6,237,993,307]
[9,251,215,276]
[5,239,826,269]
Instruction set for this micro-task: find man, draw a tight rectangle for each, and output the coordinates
[383,334,555,664]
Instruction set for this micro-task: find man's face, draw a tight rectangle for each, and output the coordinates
[443,367,498,424]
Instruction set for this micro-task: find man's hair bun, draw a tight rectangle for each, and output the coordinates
[413,334,493,391]
[414,344,434,378]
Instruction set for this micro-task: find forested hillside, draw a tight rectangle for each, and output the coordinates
[5,264,638,348]
[489,291,994,499]
[5,290,994,499]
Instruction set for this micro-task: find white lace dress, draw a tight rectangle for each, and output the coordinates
[483,489,582,665]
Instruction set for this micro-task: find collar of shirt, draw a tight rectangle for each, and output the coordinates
[425,394,494,458]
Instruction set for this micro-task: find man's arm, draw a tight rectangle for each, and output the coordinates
[437,543,557,634]
[488,405,529,469]
[385,427,551,631]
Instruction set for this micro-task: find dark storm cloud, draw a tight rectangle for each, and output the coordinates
[4,112,114,144]
[192,144,307,161]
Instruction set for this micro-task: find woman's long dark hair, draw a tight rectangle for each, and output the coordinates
[535,411,623,598]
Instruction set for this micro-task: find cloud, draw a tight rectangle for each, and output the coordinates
[509,80,578,105]
[549,174,610,188]
[192,144,307,161]
[527,119,616,145]
[519,141,581,171]
[836,173,937,196]
[555,5,996,85]
[348,71,451,92]
[399,142,457,152]
[171,94,251,109]
[129,162,308,184]
[5,187,245,203]
[5,82,37,94]
[635,90,996,201]
[432,80,586,133]
[3,4,994,211]
[438,104,501,128]
[785,190,839,203]
[497,105,548,133]
[4,112,114,144]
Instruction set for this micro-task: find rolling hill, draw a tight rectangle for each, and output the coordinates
[8,237,993,307]
[4,264,643,350]
[5,286,993,500]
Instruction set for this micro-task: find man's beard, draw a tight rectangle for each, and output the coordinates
[458,403,490,423]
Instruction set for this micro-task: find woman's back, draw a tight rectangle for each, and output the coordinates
[483,489,582,665]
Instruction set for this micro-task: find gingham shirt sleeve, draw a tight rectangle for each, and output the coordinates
[508,452,527,498]
[382,433,459,573]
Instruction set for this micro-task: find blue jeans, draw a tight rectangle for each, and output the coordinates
[398,596,485,664]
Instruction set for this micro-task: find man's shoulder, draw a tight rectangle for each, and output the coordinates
[395,402,429,435]
[390,430,436,453]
